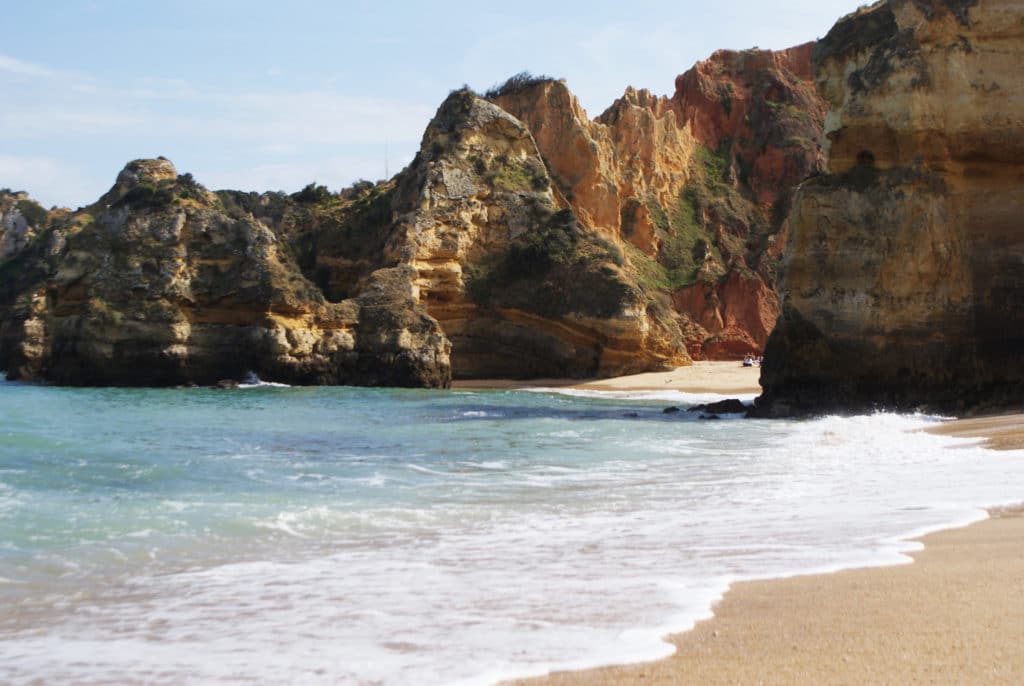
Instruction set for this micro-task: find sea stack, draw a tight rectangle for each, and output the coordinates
[756,0,1024,416]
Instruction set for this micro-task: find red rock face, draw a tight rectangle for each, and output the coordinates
[487,52,825,361]
[491,47,825,361]
[670,43,826,209]
[660,45,827,359]
[675,272,779,358]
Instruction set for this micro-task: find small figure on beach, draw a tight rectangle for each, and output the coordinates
[742,354,755,367]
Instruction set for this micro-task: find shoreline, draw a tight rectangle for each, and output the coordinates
[509,507,1024,685]
[926,412,1024,451]
[483,359,1023,685]
[502,409,1024,685]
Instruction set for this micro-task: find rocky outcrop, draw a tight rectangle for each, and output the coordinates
[0,190,51,260]
[490,48,826,359]
[383,89,690,378]
[757,0,1024,416]
[0,159,451,387]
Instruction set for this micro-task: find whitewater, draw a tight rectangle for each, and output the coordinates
[1,381,1021,684]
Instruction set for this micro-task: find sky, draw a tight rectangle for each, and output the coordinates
[2,0,864,209]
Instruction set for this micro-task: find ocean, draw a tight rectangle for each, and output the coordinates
[1,380,1022,684]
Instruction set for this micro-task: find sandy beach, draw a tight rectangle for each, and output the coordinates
[928,413,1024,451]
[453,361,763,396]
[511,508,1024,686]
[487,362,1023,685]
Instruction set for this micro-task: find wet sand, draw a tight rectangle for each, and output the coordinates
[453,361,762,396]
[928,412,1024,451]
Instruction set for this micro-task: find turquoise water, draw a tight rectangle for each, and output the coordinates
[1,381,1022,684]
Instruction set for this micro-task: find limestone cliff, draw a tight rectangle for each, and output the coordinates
[757,0,1024,415]
[0,190,52,261]
[489,48,826,359]
[380,89,690,378]
[0,159,451,387]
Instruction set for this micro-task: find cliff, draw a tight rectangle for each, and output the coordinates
[382,89,689,378]
[757,0,1024,415]
[0,43,827,387]
[0,159,451,387]
[0,190,53,261]
[490,47,825,359]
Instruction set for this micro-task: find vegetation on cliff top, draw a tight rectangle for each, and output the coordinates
[484,71,559,100]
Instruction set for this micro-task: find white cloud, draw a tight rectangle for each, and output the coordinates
[0,54,62,78]
[199,151,417,196]
[0,108,147,136]
[2,70,433,148]
[129,77,199,100]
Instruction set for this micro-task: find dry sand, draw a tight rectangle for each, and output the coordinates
[453,361,762,396]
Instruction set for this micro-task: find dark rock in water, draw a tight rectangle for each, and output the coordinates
[688,398,747,414]
[662,406,681,414]
[215,379,240,389]
[622,412,640,418]
[698,413,722,420]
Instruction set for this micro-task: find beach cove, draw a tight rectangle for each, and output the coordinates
[2,365,1022,684]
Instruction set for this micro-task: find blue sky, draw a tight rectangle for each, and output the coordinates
[2,0,862,209]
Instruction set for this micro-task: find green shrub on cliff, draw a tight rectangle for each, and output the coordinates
[292,183,333,204]
[484,71,558,100]
[630,142,769,293]
[14,198,48,228]
[175,173,206,201]
[116,183,175,211]
[466,208,629,318]
[487,156,548,193]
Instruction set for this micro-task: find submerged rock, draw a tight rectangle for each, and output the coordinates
[688,398,748,414]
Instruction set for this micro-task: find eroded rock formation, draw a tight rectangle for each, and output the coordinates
[383,90,690,378]
[0,159,451,387]
[757,0,1024,415]
[0,190,51,261]
[490,47,826,358]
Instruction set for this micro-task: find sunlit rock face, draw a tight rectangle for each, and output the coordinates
[493,45,826,360]
[757,0,1024,416]
[389,89,691,379]
[0,159,451,387]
